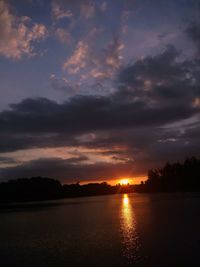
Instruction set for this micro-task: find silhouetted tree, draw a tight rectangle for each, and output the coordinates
[0,177,134,203]
[134,157,200,192]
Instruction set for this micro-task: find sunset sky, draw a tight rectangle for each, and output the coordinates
[0,0,200,184]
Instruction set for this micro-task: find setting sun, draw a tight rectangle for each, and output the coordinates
[120,179,130,185]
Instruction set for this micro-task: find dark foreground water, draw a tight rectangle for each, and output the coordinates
[0,193,200,267]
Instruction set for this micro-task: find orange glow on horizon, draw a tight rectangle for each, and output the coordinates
[120,178,130,185]
[78,175,147,186]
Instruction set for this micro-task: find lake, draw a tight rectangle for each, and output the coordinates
[0,193,200,266]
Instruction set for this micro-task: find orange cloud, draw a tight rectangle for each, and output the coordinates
[0,0,47,59]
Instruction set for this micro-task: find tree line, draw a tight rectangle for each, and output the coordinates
[0,157,199,203]
[0,177,133,203]
[134,157,200,192]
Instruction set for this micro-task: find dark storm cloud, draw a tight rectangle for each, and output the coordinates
[0,132,80,153]
[119,45,181,85]
[1,123,199,182]
[1,94,197,134]
[118,45,198,104]
[78,125,200,166]
[0,157,135,182]
[0,156,18,164]
[186,22,200,56]
[0,94,197,153]
[180,122,200,141]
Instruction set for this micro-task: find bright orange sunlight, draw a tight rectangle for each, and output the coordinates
[123,194,129,205]
[120,179,130,185]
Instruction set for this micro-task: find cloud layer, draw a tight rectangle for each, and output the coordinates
[1,42,200,181]
[0,0,200,183]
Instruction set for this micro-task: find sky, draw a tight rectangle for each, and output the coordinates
[0,0,200,184]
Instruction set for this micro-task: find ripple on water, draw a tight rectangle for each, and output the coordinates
[120,194,142,265]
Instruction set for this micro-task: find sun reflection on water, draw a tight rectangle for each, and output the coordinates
[120,194,140,263]
[123,194,129,205]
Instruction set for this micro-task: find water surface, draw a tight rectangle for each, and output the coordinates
[0,193,200,266]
